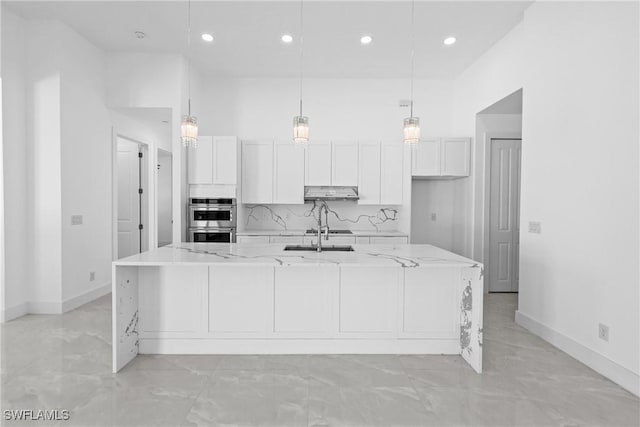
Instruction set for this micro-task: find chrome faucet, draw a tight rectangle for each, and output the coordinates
[316,202,330,252]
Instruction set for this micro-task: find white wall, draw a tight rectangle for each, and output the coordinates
[106,53,188,243]
[452,2,639,394]
[59,22,112,305]
[517,1,639,394]
[200,77,453,141]
[452,22,526,259]
[25,20,64,312]
[1,9,29,319]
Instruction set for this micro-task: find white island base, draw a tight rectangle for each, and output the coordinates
[112,243,483,373]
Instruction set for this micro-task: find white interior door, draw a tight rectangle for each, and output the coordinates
[117,138,141,259]
[157,149,172,247]
[489,139,521,292]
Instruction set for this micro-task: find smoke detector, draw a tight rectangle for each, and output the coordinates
[399,99,412,108]
[134,31,146,39]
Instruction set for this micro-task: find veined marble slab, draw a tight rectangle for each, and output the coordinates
[236,229,409,237]
[114,243,477,268]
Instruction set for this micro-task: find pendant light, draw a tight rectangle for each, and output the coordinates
[403,0,420,144]
[293,0,309,143]
[181,0,198,147]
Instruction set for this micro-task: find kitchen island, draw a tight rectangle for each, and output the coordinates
[112,243,483,373]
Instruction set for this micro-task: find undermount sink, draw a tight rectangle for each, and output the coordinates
[304,229,353,235]
[283,245,354,252]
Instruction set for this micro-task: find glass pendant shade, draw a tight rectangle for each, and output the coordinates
[181,115,198,147]
[293,115,309,143]
[403,116,420,144]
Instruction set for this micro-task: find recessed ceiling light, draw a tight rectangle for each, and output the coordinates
[201,33,214,42]
[281,34,293,43]
[134,31,146,39]
[443,36,457,45]
[360,35,373,45]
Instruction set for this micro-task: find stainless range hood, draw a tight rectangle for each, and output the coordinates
[304,186,359,201]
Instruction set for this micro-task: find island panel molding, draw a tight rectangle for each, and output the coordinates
[112,243,483,374]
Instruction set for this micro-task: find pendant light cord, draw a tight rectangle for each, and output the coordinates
[299,0,304,116]
[410,0,415,118]
[187,0,192,116]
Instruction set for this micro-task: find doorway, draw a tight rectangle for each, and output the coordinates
[157,149,173,247]
[487,138,522,292]
[116,136,148,259]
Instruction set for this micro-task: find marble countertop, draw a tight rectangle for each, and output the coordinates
[114,243,480,268]
[237,229,409,237]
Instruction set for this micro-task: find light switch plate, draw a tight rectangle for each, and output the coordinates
[71,215,83,226]
[528,221,541,234]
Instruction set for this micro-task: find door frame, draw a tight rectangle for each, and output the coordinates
[111,130,155,260]
[483,132,522,292]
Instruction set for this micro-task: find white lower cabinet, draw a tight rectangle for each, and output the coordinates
[208,266,273,335]
[400,268,459,338]
[270,235,303,244]
[139,266,208,334]
[237,235,270,244]
[273,266,337,337]
[337,266,399,336]
[370,236,409,244]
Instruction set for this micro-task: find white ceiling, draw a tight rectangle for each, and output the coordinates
[5,0,532,79]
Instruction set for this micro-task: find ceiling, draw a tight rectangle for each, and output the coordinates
[5,1,532,79]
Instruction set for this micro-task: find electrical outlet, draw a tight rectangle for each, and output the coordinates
[71,215,83,226]
[528,221,541,234]
[431,213,437,221]
[598,323,609,342]
[89,272,95,282]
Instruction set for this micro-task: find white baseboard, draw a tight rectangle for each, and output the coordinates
[3,283,111,319]
[515,310,639,397]
[62,282,111,312]
[27,300,63,314]
[1,302,28,322]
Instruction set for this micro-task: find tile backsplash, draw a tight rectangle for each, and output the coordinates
[241,202,401,232]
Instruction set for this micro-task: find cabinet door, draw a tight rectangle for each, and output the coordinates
[273,142,305,204]
[380,143,403,204]
[370,236,408,244]
[213,136,237,185]
[305,143,332,185]
[332,141,358,186]
[441,138,470,176]
[241,141,273,204]
[188,136,214,184]
[209,266,274,335]
[237,235,270,244]
[412,138,440,176]
[357,142,381,205]
[270,235,303,244]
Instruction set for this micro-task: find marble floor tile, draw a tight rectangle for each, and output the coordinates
[308,381,429,427]
[184,370,309,427]
[308,355,409,387]
[1,292,638,427]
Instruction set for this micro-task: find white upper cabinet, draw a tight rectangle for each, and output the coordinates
[332,141,358,186]
[411,138,440,176]
[241,141,273,204]
[273,142,305,204]
[188,136,214,184]
[357,142,381,205]
[380,143,404,205]
[188,136,238,185]
[213,136,238,184]
[305,143,332,186]
[441,138,470,176]
[412,137,470,178]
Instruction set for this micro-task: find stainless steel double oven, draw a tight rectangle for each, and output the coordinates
[187,198,237,243]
